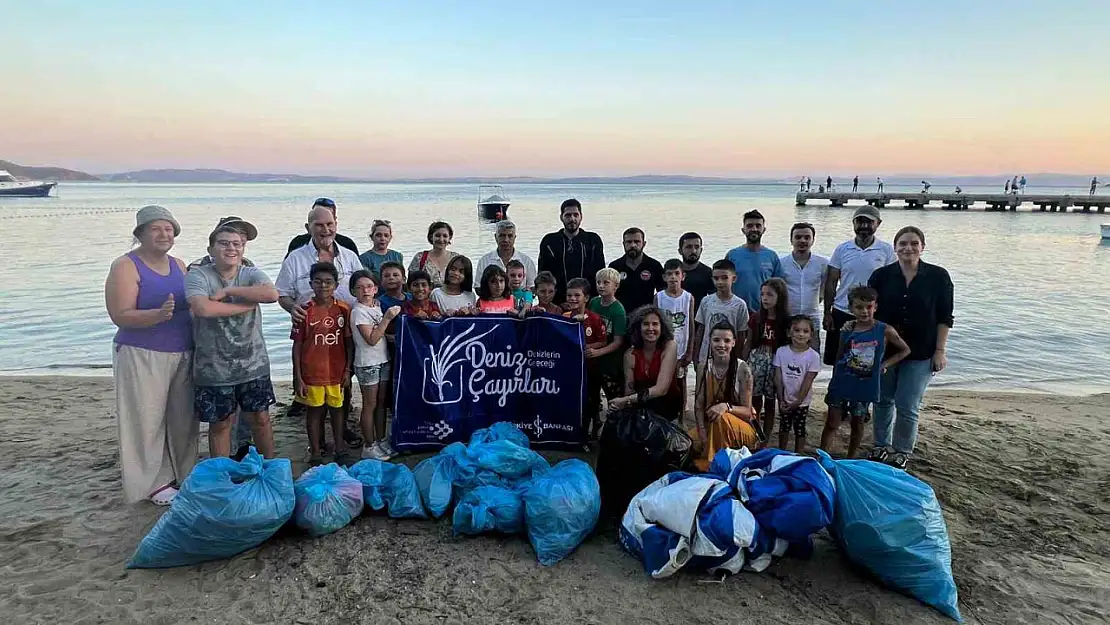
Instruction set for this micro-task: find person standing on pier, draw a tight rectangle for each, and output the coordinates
[1019,175,1027,194]
[806,177,812,191]
[726,210,784,314]
[826,175,833,192]
[1011,176,1019,195]
[1091,177,1099,195]
[822,206,895,366]
[877,177,884,194]
[1005,179,1010,193]
[852,176,859,192]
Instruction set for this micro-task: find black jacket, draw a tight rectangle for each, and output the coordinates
[538,229,606,301]
[286,233,360,258]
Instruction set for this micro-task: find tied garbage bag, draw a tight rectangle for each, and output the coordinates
[467,440,550,480]
[413,442,468,518]
[348,460,426,520]
[596,408,692,517]
[294,463,364,537]
[128,448,294,568]
[452,486,525,536]
[818,451,961,622]
[524,459,601,566]
[469,422,530,449]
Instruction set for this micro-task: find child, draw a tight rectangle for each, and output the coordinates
[477,265,515,313]
[691,259,750,369]
[690,322,760,471]
[401,270,441,319]
[349,270,401,460]
[587,268,627,437]
[565,277,608,442]
[291,261,354,465]
[820,286,909,460]
[655,259,695,416]
[377,261,409,311]
[431,255,477,315]
[742,277,790,438]
[507,259,533,310]
[359,220,404,280]
[773,315,822,453]
[532,271,562,314]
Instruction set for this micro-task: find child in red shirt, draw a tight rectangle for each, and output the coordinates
[291,261,353,465]
[564,278,608,443]
[401,270,442,319]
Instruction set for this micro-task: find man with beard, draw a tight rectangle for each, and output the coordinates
[822,205,896,365]
[609,227,664,312]
[726,210,784,313]
[538,198,606,303]
[678,232,714,309]
[780,222,828,352]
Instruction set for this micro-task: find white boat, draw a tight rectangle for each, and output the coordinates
[0,170,57,197]
[477,184,510,221]
[1101,224,1110,240]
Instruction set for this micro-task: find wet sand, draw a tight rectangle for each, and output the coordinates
[1,376,1107,624]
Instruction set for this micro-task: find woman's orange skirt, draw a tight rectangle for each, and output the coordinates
[689,412,760,472]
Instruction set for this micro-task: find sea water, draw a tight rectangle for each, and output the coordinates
[1,182,1107,395]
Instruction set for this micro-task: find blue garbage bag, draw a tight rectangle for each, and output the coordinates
[348,460,427,520]
[818,451,961,622]
[452,486,525,536]
[413,442,468,518]
[523,459,601,566]
[469,422,530,448]
[128,448,294,568]
[293,463,364,537]
[466,440,550,479]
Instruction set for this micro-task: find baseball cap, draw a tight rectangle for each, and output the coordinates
[852,205,881,222]
[213,216,258,241]
[134,205,180,237]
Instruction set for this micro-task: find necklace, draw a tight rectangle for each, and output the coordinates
[710,361,728,379]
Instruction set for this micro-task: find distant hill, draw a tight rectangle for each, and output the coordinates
[101,168,358,183]
[0,160,99,181]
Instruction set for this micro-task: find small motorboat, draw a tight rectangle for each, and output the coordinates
[0,170,57,197]
[477,185,510,221]
[1101,224,1110,240]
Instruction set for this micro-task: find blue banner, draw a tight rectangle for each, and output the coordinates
[391,314,586,450]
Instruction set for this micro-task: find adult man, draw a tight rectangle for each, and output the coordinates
[1091,177,1099,195]
[826,175,833,191]
[286,198,359,258]
[877,177,884,193]
[726,210,784,313]
[475,220,537,286]
[678,232,714,308]
[780,222,828,352]
[185,219,278,459]
[538,198,605,302]
[852,176,859,192]
[822,205,896,365]
[609,227,665,312]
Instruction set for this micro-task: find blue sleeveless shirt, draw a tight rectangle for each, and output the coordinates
[828,321,887,403]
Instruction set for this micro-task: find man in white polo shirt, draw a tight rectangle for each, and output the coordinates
[822,206,896,365]
[780,222,828,353]
[475,220,537,286]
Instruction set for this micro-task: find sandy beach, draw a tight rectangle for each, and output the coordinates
[1,376,1107,625]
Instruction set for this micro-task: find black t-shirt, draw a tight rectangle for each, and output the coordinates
[609,254,665,313]
[681,262,714,310]
[285,233,360,258]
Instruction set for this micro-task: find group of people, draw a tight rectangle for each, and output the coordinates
[105,195,953,506]
[801,176,885,194]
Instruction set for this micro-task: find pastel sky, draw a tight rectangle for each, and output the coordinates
[3,1,1108,177]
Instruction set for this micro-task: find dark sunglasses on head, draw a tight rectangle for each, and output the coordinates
[314,198,336,209]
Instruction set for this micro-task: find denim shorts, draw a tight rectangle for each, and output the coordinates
[824,393,871,421]
[354,362,391,387]
[195,377,275,423]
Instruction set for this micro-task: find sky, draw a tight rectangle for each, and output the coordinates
[3,1,1108,178]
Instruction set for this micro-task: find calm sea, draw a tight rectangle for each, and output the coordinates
[1,182,1108,395]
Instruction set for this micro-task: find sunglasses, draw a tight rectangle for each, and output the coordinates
[313,198,336,209]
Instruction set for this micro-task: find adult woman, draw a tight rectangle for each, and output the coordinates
[104,206,198,505]
[867,226,954,470]
[690,322,760,471]
[607,306,683,421]
[408,221,457,289]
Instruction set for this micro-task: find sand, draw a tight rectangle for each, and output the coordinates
[1,376,1107,625]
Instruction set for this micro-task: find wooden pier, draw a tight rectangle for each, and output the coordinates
[795,191,1110,213]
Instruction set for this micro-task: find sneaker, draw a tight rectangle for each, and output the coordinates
[377,440,398,461]
[343,428,364,449]
[362,442,385,460]
[891,453,909,470]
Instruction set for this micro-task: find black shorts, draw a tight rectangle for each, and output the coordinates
[780,406,810,438]
[823,308,856,366]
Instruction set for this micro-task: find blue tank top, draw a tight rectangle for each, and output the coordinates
[828,321,886,403]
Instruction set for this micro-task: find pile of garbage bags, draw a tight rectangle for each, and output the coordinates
[818,451,962,622]
[596,408,693,518]
[129,448,295,568]
[619,448,835,577]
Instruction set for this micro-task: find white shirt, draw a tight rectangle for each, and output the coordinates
[275,241,364,306]
[654,290,694,357]
[431,288,477,314]
[779,252,828,317]
[351,303,389,368]
[828,238,896,313]
[474,249,537,288]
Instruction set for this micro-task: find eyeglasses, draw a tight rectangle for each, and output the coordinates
[313,198,336,209]
[214,239,244,249]
[310,278,337,286]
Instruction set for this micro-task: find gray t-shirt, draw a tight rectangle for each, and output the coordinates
[694,293,750,364]
[185,264,272,387]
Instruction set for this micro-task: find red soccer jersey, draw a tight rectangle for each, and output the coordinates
[291,300,351,385]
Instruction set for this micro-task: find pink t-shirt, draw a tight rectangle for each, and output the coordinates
[478,297,515,313]
[772,345,822,406]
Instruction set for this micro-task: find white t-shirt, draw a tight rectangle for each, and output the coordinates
[772,345,822,406]
[694,293,750,364]
[828,239,895,313]
[655,290,693,357]
[351,303,389,368]
[275,242,364,306]
[475,249,538,288]
[779,252,828,317]
[431,288,477,314]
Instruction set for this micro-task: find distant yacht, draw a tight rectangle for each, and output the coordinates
[477,184,510,221]
[0,170,57,197]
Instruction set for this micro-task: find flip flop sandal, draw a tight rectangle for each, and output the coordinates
[868,447,890,463]
[150,484,178,506]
